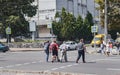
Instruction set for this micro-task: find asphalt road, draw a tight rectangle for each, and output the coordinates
[0,48,120,75]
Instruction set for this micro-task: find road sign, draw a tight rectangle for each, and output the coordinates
[6,27,11,34]
[91,26,98,33]
[47,23,52,28]
[29,21,36,31]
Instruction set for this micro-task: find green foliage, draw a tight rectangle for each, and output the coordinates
[95,0,120,32]
[53,8,93,41]
[0,0,37,37]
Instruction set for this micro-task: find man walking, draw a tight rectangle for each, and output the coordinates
[50,40,60,63]
[76,39,86,63]
[60,43,68,62]
[44,41,50,62]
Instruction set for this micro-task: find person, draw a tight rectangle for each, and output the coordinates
[76,39,86,63]
[105,42,110,56]
[115,42,120,55]
[50,40,60,63]
[44,41,50,62]
[109,42,113,55]
[100,41,105,54]
[60,43,68,62]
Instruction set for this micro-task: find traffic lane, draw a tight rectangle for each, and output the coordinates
[0,51,44,68]
[0,50,120,75]
[2,57,120,75]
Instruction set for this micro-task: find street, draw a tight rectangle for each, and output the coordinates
[0,47,120,75]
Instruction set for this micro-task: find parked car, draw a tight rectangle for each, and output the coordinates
[59,41,77,50]
[0,43,9,53]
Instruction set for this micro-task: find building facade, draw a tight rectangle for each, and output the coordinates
[30,0,100,38]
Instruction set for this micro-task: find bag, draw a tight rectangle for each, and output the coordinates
[52,44,57,51]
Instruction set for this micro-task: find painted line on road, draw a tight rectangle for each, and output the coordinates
[15,64,22,66]
[51,68,58,70]
[50,63,78,71]
[107,68,120,71]
[5,65,14,68]
[91,58,120,62]
[0,67,3,69]
[31,61,37,64]
[23,62,30,65]
[59,66,66,69]
[0,61,42,69]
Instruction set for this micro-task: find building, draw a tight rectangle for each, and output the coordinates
[29,0,100,39]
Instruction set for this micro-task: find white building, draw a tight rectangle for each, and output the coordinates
[29,0,100,39]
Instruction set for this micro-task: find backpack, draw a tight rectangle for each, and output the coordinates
[52,44,57,51]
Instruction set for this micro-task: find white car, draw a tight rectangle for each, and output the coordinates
[59,41,77,50]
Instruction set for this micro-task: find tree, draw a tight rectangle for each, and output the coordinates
[0,0,37,41]
[95,0,120,32]
[53,8,76,41]
[53,8,94,41]
[83,11,94,41]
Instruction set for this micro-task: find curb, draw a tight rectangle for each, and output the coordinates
[0,69,96,75]
[9,48,44,52]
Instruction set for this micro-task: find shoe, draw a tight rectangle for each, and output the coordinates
[58,59,60,62]
[83,61,86,63]
[76,61,78,63]
[52,61,54,63]
[65,60,68,62]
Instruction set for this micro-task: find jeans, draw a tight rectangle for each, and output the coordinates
[76,50,85,62]
[45,50,49,62]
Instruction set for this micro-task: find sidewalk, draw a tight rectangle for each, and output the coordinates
[9,48,44,52]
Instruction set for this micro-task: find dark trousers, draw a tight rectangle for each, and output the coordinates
[45,50,49,62]
[76,50,85,62]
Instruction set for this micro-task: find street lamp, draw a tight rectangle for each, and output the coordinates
[104,0,108,43]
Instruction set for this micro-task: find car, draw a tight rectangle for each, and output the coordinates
[91,34,104,47]
[0,43,9,53]
[59,41,77,50]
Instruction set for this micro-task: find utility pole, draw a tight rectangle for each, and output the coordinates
[104,0,108,43]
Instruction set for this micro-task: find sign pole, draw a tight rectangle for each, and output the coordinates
[8,34,9,47]
[91,25,98,53]
[93,32,96,52]
[6,27,11,47]
[31,31,35,41]
[29,20,36,41]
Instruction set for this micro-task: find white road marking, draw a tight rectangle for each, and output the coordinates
[5,65,14,68]
[59,66,66,68]
[107,68,120,71]
[23,63,30,65]
[51,68,58,70]
[31,61,37,64]
[66,64,72,67]
[0,67,3,69]
[0,61,42,69]
[73,63,78,66]
[91,58,120,62]
[50,64,77,71]
[44,70,50,72]
[15,64,22,66]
